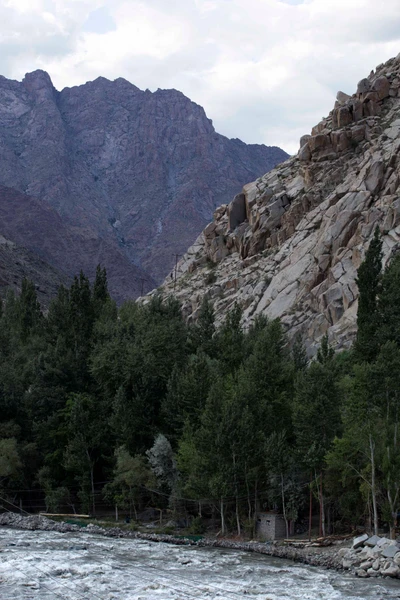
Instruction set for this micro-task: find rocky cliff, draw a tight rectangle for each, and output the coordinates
[154,54,400,352]
[0,71,287,299]
[0,186,152,304]
[0,233,67,306]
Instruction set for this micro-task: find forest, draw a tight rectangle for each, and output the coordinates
[0,229,399,539]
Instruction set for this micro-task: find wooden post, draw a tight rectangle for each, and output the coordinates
[115,505,118,522]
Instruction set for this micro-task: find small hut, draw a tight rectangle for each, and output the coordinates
[256,511,287,541]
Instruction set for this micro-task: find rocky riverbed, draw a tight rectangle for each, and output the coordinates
[1,514,400,600]
[1,514,400,581]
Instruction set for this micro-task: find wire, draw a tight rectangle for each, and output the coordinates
[0,505,103,600]
[2,505,252,600]
[69,534,250,600]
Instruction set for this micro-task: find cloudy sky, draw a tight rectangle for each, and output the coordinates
[2,0,400,154]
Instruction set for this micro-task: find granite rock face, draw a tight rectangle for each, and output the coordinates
[154,53,400,353]
[0,71,287,298]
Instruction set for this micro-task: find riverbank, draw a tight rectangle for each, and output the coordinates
[0,512,396,580]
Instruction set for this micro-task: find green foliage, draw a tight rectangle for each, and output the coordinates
[3,239,400,537]
[354,227,383,361]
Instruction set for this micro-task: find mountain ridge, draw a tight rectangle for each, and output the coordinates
[0,70,287,299]
[154,53,400,353]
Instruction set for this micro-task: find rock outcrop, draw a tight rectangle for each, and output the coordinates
[0,71,287,299]
[154,53,400,352]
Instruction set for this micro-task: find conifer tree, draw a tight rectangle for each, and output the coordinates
[354,227,383,362]
[377,254,400,347]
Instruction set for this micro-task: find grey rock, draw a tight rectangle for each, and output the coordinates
[382,544,400,559]
[365,535,382,547]
[365,160,385,195]
[336,91,352,104]
[228,193,247,230]
[373,76,391,100]
[356,568,369,578]
[155,51,400,355]
[300,134,311,148]
[353,533,369,549]
[0,71,288,300]
[357,78,372,95]
[381,564,400,577]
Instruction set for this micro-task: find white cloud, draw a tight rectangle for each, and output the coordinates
[0,0,399,154]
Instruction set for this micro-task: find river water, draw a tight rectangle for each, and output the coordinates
[1,527,400,600]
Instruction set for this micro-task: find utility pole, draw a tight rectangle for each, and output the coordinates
[172,254,180,291]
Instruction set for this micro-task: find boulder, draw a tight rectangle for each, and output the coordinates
[336,91,352,105]
[377,537,392,547]
[373,76,391,100]
[353,533,368,549]
[299,142,311,162]
[337,106,353,128]
[362,91,381,117]
[357,78,372,96]
[365,535,381,547]
[300,134,311,148]
[365,160,385,195]
[381,564,400,577]
[351,98,364,122]
[382,544,400,559]
[228,193,247,230]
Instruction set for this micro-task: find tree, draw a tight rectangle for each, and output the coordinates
[188,297,216,357]
[266,431,303,539]
[338,364,381,535]
[377,254,400,348]
[146,434,178,494]
[161,351,215,442]
[0,438,22,487]
[215,303,244,374]
[105,448,154,520]
[63,393,106,515]
[293,349,341,537]
[354,227,383,362]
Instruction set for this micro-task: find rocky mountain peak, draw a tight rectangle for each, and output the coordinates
[0,70,287,300]
[154,53,400,353]
[22,70,55,100]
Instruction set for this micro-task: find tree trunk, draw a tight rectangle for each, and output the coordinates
[369,435,379,536]
[308,473,313,541]
[244,465,252,521]
[220,498,226,535]
[235,496,241,536]
[89,463,95,516]
[115,504,118,522]
[232,452,241,536]
[281,473,289,539]
[320,471,325,537]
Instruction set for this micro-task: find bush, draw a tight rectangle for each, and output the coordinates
[189,515,206,534]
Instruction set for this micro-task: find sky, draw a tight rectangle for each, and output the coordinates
[1,0,400,154]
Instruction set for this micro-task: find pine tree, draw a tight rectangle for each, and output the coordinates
[354,227,383,362]
[377,254,400,347]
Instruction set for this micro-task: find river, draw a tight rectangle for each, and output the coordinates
[1,527,399,599]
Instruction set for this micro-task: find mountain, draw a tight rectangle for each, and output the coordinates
[0,71,287,299]
[0,185,153,304]
[0,233,67,306]
[154,53,400,353]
